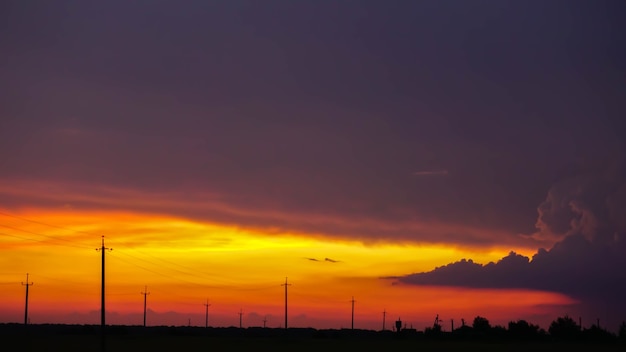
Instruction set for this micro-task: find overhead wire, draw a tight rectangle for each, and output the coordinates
[0,224,94,249]
[0,211,283,295]
[0,231,53,244]
[0,210,97,237]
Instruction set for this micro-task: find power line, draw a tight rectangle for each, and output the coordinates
[110,249,278,292]
[0,231,51,244]
[123,247,208,276]
[0,213,231,286]
[119,246,253,287]
[116,255,278,292]
[0,210,96,237]
[0,224,93,249]
[0,212,265,287]
[110,252,221,289]
[112,249,213,283]
[1,213,279,292]
[2,222,269,293]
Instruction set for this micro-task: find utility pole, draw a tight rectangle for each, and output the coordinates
[204,299,211,328]
[451,319,454,331]
[263,316,267,328]
[281,277,291,329]
[141,286,150,327]
[238,309,243,328]
[96,236,112,352]
[22,273,33,325]
[351,296,356,330]
[382,309,386,331]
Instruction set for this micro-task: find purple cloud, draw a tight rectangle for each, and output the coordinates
[394,157,626,327]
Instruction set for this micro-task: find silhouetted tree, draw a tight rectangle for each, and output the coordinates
[450,323,473,340]
[508,319,541,340]
[490,325,507,339]
[424,323,442,338]
[548,315,580,340]
[620,321,626,340]
[582,324,615,342]
[472,316,491,332]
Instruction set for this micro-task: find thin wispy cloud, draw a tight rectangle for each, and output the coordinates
[412,170,449,176]
[304,257,342,263]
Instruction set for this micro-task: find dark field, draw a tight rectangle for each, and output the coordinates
[8,336,625,352]
[2,324,624,352]
[11,337,626,352]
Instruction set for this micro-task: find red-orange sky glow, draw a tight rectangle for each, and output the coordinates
[0,208,576,330]
[2,0,625,334]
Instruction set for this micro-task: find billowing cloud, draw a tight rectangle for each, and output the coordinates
[395,157,626,326]
[396,235,626,300]
[532,156,626,244]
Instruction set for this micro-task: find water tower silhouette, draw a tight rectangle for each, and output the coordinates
[395,317,402,332]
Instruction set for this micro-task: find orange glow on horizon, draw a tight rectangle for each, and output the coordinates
[0,208,575,329]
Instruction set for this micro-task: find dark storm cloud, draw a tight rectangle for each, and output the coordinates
[396,236,626,301]
[395,157,626,321]
[533,156,626,244]
[1,1,625,246]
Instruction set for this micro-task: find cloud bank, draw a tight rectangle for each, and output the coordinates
[396,157,626,323]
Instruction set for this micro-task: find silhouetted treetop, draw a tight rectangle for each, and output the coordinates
[549,315,580,339]
[472,316,491,332]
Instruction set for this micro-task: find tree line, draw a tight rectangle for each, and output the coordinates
[419,314,626,342]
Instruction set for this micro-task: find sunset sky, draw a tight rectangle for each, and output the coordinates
[1,0,625,332]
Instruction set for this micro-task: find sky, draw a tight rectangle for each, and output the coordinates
[1,0,625,332]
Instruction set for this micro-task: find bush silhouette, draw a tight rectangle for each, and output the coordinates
[548,315,580,340]
[472,316,491,332]
[508,319,542,339]
[582,324,615,342]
